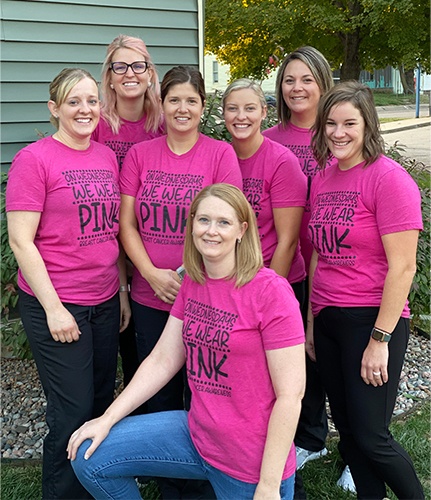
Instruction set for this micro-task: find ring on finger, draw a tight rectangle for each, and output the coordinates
[373,371,381,376]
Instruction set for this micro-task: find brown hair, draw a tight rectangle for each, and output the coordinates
[183,184,263,287]
[161,66,206,106]
[275,46,334,127]
[311,80,385,169]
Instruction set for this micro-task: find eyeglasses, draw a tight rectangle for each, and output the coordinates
[110,61,149,75]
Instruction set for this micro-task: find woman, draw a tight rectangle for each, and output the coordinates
[263,46,340,485]
[222,78,307,303]
[119,65,242,497]
[94,34,165,388]
[308,81,424,499]
[6,68,127,499]
[68,183,306,500]
[93,34,164,171]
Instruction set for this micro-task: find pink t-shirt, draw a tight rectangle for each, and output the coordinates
[6,136,121,305]
[308,156,423,317]
[92,115,164,171]
[120,133,243,311]
[263,123,336,270]
[239,137,307,283]
[171,267,305,483]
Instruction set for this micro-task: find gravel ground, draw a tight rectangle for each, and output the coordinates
[1,331,430,460]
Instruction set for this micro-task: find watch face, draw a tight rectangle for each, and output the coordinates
[373,330,384,341]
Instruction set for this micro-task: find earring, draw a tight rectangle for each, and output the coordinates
[54,115,58,119]
[148,82,152,88]
[110,83,114,89]
[237,238,242,244]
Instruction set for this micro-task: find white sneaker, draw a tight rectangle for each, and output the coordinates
[337,465,356,493]
[295,446,328,470]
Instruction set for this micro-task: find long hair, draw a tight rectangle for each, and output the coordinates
[221,78,267,110]
[100,34,162,134]
[161,66,206,106]
[275,46,334,127]
[49,68,98,129]
[311,81,385,169]
[184,184,263,288]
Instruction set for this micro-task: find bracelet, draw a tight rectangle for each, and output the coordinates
[119,284,130,293]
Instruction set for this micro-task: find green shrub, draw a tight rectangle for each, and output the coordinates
[385,142,430,335]
[1,171,19,318]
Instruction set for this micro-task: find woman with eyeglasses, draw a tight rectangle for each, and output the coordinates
[68,183,306,500]
[6,68,123,499]
[93,35,165,390]
[118,65,242,498]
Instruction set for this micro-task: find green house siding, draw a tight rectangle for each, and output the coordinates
[1,0,203,172]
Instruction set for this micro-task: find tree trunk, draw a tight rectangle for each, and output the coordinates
[398,65,415,94]
[340,29,362,81]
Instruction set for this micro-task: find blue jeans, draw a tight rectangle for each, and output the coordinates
[72,411,295,500]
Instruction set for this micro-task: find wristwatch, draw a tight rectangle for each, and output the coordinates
[371,327,392,343]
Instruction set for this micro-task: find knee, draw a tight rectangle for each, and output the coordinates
[70,439,95,485]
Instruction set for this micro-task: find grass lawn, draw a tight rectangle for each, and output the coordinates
[372,91,430,107]
[2,401,429,500]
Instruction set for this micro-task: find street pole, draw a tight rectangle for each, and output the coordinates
[415,65,421,118]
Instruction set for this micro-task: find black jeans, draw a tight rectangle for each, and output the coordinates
[19,289,120,500]
[314,306,424,499]
[291,278,328,452]
[131,301,185,412]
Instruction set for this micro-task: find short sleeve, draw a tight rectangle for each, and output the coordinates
[119,144,142,197]
[6,149,46,212]
[258,275,305,350]
[374,167,423,236]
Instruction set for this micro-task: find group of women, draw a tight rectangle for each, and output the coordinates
[6,34,424,500]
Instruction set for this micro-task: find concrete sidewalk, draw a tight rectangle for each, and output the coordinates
[380,116,430,134]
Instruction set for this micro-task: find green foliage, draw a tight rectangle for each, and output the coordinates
[385,141,430,334]
[1,171,18,319]
[205,0,430,82]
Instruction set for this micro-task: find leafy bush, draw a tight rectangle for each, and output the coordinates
[1,171,19,318]
[385,141,430,335]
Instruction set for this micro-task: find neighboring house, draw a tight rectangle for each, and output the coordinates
[204,53,278,94]
[1,0,204,173]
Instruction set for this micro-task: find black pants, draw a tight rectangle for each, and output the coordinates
[131,300,216,499]
[19,289,120,500]
[291,279,328,451]
[314,306,424,500]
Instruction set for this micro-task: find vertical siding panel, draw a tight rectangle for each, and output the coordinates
[1,0,201,171]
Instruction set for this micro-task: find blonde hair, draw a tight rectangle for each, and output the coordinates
[311,81,385,169]
[184,184,263,288]
[49,68,98,129]
[100,34,162,134]
[221,78,267,110]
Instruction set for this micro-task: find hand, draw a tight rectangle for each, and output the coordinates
[119,292,131,332]
[67,415,113,461]
[46,306,80,343]
[147,268,181,305]
[253,481,281,500]
[305,320,316,362]
[361,338,389,387]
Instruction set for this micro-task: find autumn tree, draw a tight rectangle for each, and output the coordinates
[205,0,430,87]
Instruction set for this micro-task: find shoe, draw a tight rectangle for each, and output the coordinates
[295,446,328,470]
[337,465,356,493]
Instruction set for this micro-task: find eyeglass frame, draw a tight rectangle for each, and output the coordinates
[110,61,149,75]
